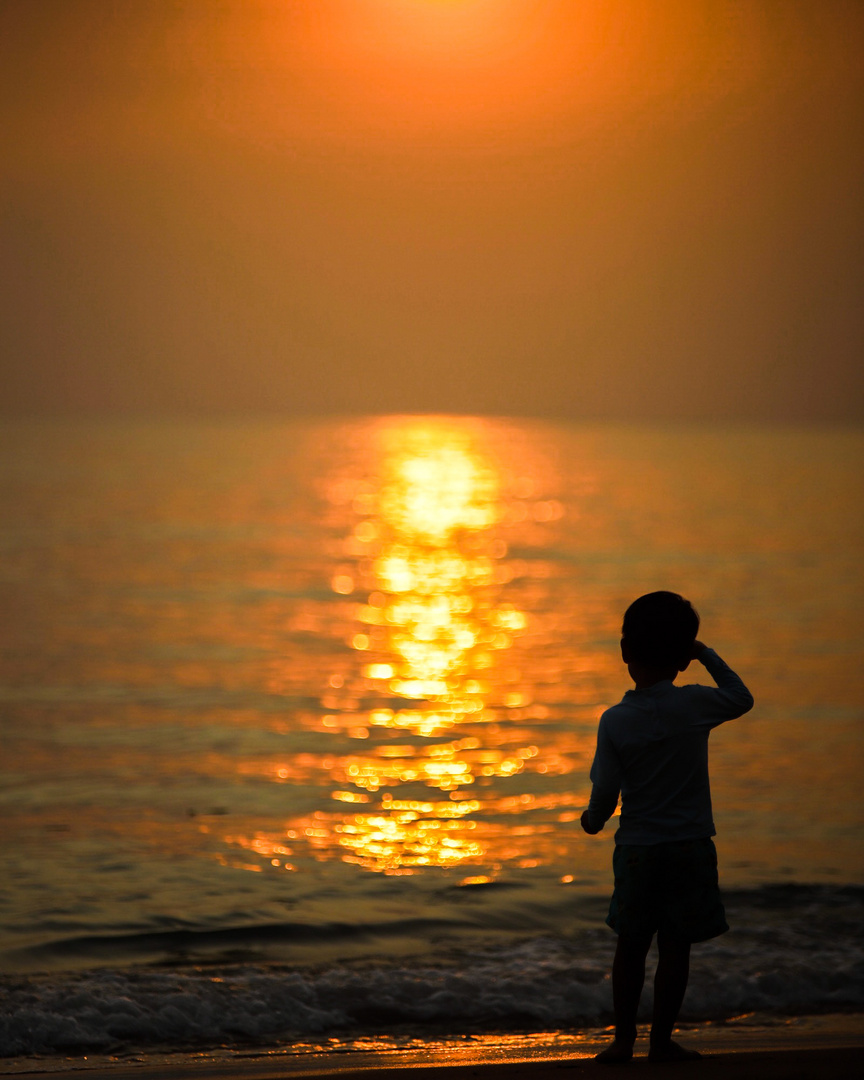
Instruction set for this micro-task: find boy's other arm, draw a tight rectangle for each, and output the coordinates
[692,642,754,720]
[581,720,620,834]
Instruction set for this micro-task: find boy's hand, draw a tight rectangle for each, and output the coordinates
[581,809,602,834]
[691,640,708,660]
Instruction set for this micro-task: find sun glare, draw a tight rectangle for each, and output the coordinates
[308,420,535,872]
[217,419,587,877]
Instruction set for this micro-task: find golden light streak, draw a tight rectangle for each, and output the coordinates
[220,419,587,876]
[320,419,531,869]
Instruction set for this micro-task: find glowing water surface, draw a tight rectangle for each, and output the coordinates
[0,417,861,971]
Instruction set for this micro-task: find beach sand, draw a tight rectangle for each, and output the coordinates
[3,1016,862,1080]
[3,1048,863,1080]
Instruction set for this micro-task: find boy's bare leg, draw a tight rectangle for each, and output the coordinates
[596,932,652,1063]
[648,931,701,1062]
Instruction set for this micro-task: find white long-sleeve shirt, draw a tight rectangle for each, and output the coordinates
[584,649,754,844]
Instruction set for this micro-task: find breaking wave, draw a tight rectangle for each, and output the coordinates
[2,886,862,1058]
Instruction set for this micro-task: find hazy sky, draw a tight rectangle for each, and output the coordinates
[1,0,862,421]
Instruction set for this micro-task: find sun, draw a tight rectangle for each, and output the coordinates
[343,0,539,63]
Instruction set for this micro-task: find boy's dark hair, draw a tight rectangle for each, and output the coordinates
[622,591,699,668]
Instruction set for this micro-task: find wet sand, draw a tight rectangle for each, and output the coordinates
[3,1017,863,1080]
[263,1047,860,1080]
[289,1046,858,1079]
[3,1048,863,1080]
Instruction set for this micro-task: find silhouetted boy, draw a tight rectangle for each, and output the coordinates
[581,591,753,1063]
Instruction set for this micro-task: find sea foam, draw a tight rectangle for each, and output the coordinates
[3,892,863,1058]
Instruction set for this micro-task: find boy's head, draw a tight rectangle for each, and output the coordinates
[621,591,699,671]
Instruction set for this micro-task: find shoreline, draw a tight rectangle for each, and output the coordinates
[3,1015,862,1079]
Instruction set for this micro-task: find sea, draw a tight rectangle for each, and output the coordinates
[0,416,862,1063]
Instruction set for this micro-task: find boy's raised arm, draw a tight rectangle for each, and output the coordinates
[692,642,754,720]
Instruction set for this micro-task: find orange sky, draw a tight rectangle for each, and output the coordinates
[1,0,862,420]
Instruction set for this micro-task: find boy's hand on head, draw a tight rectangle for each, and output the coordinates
[580,809,602,835]
[690,640,708,661]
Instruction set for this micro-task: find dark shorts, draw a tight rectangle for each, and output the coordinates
[606,838,729,943]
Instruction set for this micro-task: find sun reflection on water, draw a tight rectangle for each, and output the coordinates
[219,419,587,876]
[350,426,513,735]
[324,422,530,871]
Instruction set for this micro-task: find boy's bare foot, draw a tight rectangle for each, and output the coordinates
[595,1039,634,1064]
[647,1039,701,1063]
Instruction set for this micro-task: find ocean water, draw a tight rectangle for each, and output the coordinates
[0,417,862,1058]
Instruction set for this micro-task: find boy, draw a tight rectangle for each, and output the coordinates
[581,591,753,1064]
